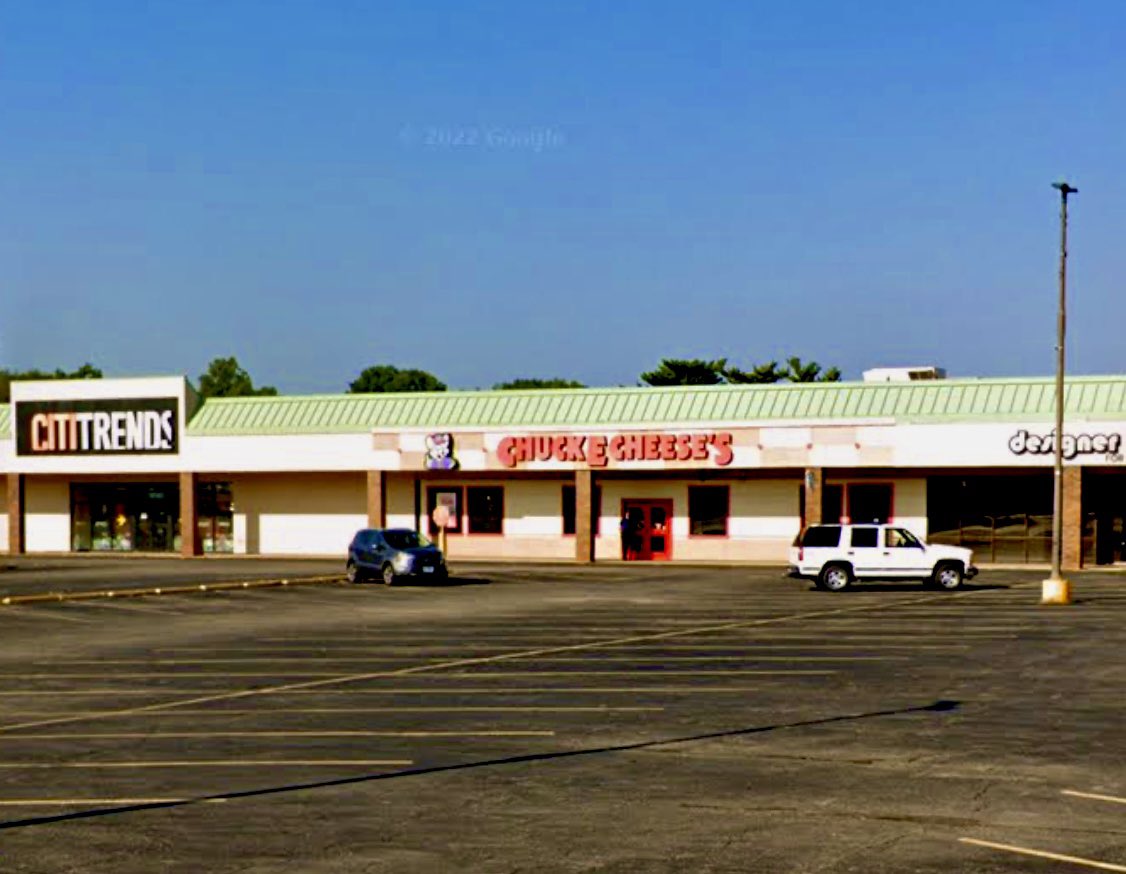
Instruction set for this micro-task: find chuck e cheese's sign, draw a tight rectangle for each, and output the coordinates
[496,432,734,469]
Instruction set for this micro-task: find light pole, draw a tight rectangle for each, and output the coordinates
[1042,180,1077,606]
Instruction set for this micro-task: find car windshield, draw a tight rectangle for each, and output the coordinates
[887,528,922,548]
[383,530,431,550]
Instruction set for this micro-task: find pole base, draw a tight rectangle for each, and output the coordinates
[1040,576,1072,606]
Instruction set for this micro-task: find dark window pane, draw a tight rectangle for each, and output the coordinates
[467,487,503,534]
[848,484,892,524]
[427,487,462,535]
[822,485,844,524]
[850,527,879,548]
[925,474,1053,565]
[689,486,728,536]
[800,525,841,547]
[562,485,576,535]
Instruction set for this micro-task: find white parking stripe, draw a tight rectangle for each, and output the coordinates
[959,837,1126,871]
[1,706,665,716]
[0,760,411,768]
[0,609,93,623]
[422,669,835,676]
[10,730,556,739]
[40,655,901,664]
[0,686,761,696]
[0,590,981,734]
[0,798,196,805]
[1063,789,1126,806]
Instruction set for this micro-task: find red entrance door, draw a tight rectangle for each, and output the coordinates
[622,500,673,561]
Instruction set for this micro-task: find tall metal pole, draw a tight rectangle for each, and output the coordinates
[1043,181,1077,605]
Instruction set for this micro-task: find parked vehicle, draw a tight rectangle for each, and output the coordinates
[788,523,977,592]
[346,528,448,585]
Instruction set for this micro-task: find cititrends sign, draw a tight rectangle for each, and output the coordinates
[15,398,179,456]
[497,432,734,468]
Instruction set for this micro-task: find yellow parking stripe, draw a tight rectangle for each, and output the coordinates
[1063,789,1126,806]
[959,837,1126,872]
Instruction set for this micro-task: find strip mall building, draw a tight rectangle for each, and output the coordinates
[3,373,1126,568]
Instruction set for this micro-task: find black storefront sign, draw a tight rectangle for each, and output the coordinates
[15,398,179,456]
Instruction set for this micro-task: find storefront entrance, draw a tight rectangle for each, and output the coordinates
[71,483,180,552]
[621,499,672,561]
[1084,472,1126,565]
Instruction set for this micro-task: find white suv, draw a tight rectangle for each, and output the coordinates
[788,524,977,592]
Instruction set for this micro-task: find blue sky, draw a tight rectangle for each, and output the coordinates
[2,0,1124,392]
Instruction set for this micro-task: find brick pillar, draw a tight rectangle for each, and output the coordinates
[7,474,23,555]
[575,469,594,563]
[367,471,386,528]
[803,468,823,527]
[1062,466,1083,571]
[180,472,199,557]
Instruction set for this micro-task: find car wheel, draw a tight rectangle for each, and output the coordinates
[346,560,362,584]
[381,563,397,586]
[932,562,964,590]
[817,563,851,592]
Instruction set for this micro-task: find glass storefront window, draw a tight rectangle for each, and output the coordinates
[71,483,180,553]
[927,475,1052,564]
[197,482,234,554]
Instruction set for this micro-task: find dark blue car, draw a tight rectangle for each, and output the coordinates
[346,528,448,585]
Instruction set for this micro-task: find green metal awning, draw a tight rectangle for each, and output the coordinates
[178,375,1126,436]
[3,376,1124,440]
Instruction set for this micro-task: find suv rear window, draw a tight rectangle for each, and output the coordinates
[799,525,841,547]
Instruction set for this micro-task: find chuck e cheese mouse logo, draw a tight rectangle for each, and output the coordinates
[424,433,459,470]
[496,432,734,468]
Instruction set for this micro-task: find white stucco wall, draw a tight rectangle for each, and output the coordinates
[385,475,418,531]
[230,473,366,556]
[891,478,927,537]
[0,513,8,552]
[24,478,71,553]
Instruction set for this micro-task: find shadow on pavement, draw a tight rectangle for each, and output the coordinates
[0,699,960,831]
[387,575,491,588]
[805,583,1011,594]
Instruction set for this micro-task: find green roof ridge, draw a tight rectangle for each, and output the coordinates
[5,375,1126,440]
[183,375,1126,436]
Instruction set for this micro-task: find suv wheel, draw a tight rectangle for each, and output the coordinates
[817,563,851,592]
[346,560,362,584]
[381,563,397,586]
[932,562,964,590]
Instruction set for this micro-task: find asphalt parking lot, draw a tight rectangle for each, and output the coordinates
[0,562,1123,873]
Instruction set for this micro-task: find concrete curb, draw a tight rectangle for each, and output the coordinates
[0,575,344,606]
